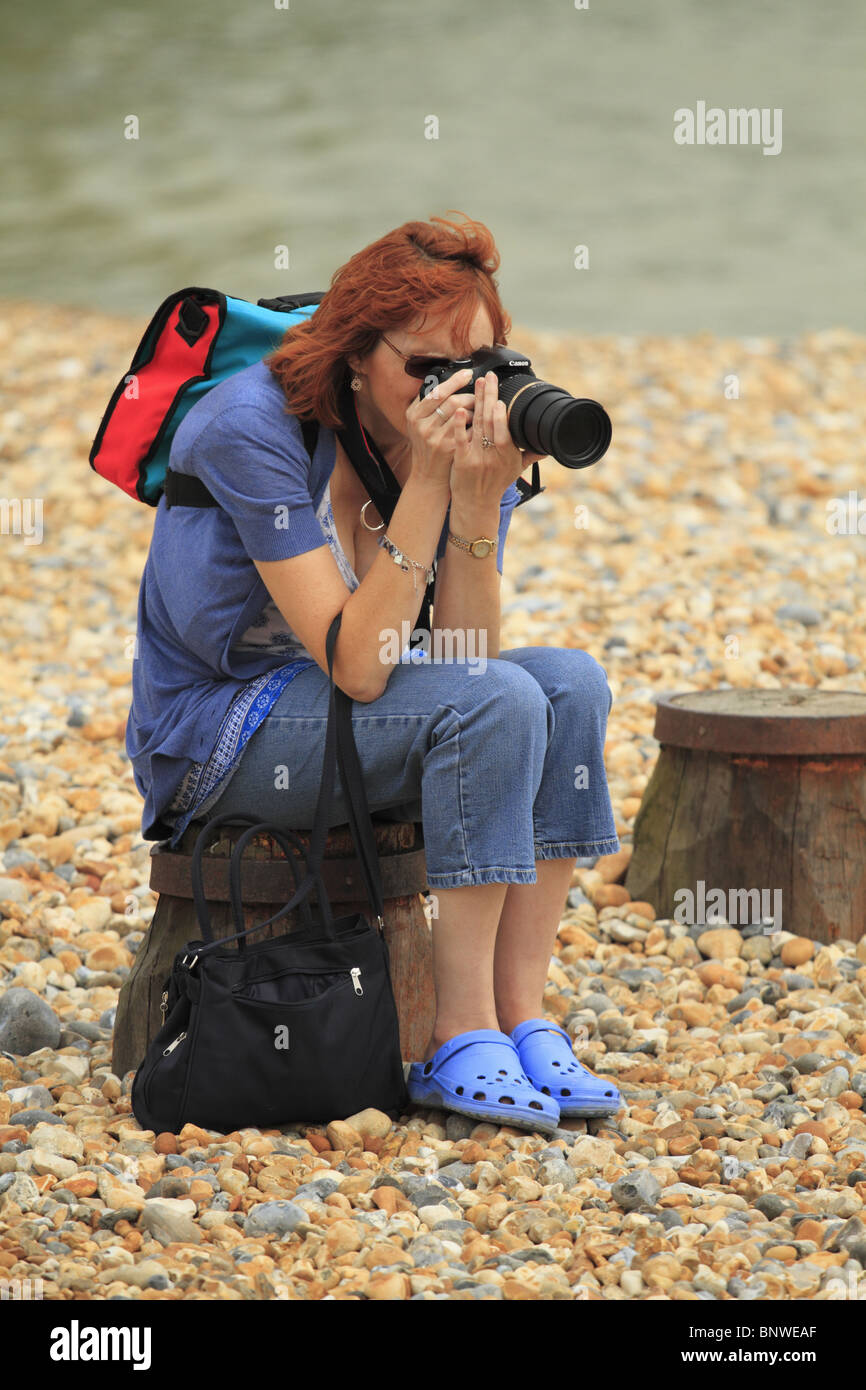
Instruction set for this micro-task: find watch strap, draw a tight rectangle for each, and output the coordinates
[447,531,498,556]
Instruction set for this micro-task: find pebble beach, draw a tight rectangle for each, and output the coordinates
[1,298,866,1302]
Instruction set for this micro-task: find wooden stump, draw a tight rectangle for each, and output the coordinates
[624,689,866,944]
[113,818,434,1077]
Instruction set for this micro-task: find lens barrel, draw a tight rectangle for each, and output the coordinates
[497,376,611,468]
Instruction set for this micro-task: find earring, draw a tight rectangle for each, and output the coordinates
[350,375,362,392]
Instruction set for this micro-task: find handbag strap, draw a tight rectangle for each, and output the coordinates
[190,810,275,942]
[335,687,384,922]
[192,816,320,952]
[227,821,328,946]
[318,616,387,926]
[192,609,386,958]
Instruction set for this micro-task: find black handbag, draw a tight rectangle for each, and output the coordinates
[130,611,410,1134]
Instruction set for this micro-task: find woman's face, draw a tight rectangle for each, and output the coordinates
[348,299,497,446]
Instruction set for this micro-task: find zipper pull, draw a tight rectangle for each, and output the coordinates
[163,1031,187,1056]
[350,967,363,996]
[160,990,168,1023]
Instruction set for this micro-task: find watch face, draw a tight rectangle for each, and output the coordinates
[472,540,491,557]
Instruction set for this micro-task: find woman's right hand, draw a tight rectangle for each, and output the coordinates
[403,367,477,490]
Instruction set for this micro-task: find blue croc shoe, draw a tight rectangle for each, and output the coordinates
[511,1018,623,1118]
[407,1028,560,1134]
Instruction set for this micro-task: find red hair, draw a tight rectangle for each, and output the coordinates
[264,211,512,429]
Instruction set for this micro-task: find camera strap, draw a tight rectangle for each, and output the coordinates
[334,375,403,522]
[514,458,545,507]
[334,375,436,641]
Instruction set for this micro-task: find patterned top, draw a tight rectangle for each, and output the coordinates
[161,478,358,841]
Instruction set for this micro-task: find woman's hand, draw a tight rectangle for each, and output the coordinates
[403,366,477,492]
[450,371,546,509]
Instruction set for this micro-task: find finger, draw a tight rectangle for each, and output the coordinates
[425,366,474,410]
[427,395,475,433]
[493,400,510,449]
[488,373,500,445]
[473,373,488,445]
[426,390,477,428]
[487,372,509,448]
[453,406,470,453]
[481,371,502,449]
[468,372,485,444]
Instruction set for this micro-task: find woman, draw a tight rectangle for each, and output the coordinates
[127,211,622,1135]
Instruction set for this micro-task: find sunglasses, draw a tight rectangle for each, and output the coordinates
[380,333,502,380]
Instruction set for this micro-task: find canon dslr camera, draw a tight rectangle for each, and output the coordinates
[418,346,611,469]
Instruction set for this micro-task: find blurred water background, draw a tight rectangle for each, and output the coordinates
[3,0,863,333]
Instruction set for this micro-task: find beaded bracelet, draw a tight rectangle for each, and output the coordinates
[378,533,437,593]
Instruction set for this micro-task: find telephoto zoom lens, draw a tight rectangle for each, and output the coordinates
[497,376,612,468]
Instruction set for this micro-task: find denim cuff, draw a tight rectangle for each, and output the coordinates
[533,836,621,860]
[425,865,539,889]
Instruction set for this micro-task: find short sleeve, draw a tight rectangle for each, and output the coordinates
[495,480,521,575]
[184,404,327,562]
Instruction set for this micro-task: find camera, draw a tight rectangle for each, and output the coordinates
[418,346,611,469]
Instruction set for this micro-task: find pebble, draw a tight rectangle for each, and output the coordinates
[697,928,743,959]
[781,937,815,967]
[610,1171,662,1211]
[139,1198,202,1246]
[11,1108,63,1129]
[99,1260,172,1290]
[0,878,29,904]
[538,1158,578,1190]
[0,988,61,1052]
[243,1201,308,1238]
[342,1108,394,1141]
[0,1172,40,1210]
[326,1120,363,1151]
[775,603,823,627]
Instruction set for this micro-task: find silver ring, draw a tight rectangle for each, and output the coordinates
[434,405,447,419]
[481,435,492,448]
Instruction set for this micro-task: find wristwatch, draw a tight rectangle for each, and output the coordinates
[447,531,498,558]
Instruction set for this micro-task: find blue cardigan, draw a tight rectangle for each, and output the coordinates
[126,359,521,843]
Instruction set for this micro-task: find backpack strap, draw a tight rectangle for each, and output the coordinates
[164,417,320,509]
[164,470,219,509]
[256,293,324,313]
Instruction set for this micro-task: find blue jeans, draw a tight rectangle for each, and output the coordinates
[205,646,620,890]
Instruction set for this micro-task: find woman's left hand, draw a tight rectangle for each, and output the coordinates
[449,370,546,507]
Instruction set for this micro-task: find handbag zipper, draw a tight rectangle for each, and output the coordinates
[231,964,366,993]
[163,1031,187,1056]
[160,990,168,1023]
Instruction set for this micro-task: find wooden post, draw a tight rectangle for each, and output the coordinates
[113,818,434,1077]
[624,689,866,944]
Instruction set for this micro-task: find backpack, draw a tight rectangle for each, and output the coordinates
[88,284,544,511]
[88,287,324,508]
